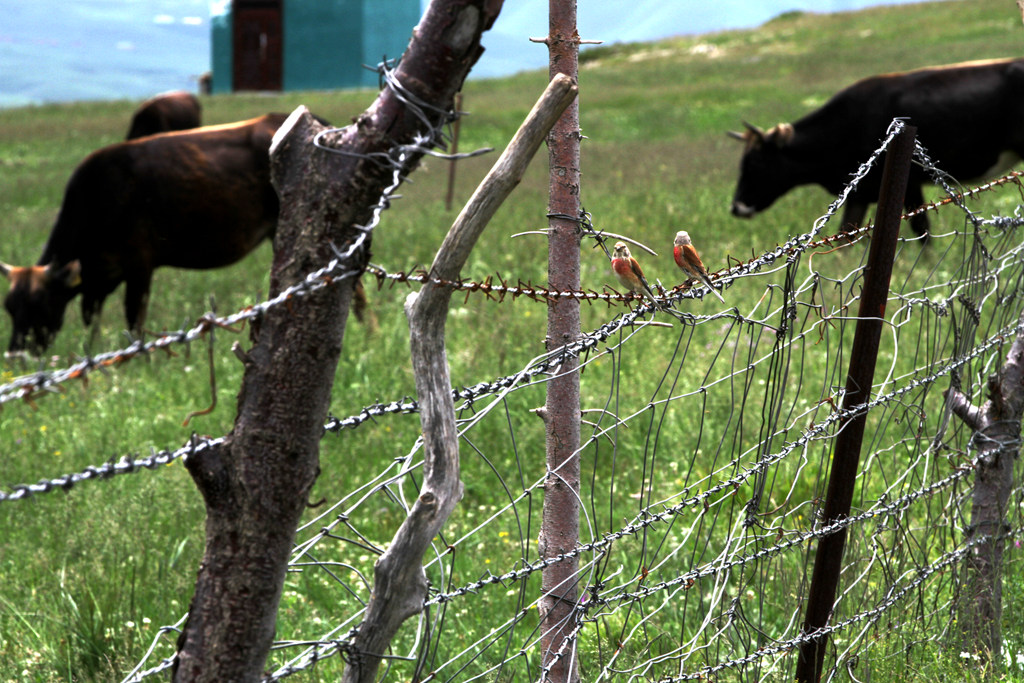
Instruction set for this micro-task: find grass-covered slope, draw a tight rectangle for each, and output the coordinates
[0,1,1021,679]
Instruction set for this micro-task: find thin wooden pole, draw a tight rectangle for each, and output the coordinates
[444,93,463,211]
[539,0,582,681]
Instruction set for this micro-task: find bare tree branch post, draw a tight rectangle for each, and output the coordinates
[171,2,503,681]
[949,308,1024,663]
[539,1,583,681]
[343,74,577,683]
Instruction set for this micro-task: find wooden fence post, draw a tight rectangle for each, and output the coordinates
[171,3,504,681]
[538,1,582,681]
[444,93,463,211]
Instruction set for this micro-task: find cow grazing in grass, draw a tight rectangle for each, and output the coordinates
[126,90,202,139]
[2,113,288,354]
[729,58,1024,237]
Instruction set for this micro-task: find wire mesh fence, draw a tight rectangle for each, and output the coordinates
[3,129,1024,681]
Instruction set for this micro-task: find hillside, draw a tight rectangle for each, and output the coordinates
[0,1,1022,680]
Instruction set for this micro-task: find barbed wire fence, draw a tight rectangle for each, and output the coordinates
[3,124,1024,681]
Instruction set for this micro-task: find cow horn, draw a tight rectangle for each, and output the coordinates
[727,129,746,141]
[742,120,766,141]
[0,260,11,279]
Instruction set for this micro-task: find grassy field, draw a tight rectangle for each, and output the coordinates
[2,1,1024,680]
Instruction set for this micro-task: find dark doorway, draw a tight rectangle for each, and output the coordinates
[233,0,283,91]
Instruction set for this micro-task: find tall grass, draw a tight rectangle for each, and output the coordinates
[1,0,1022,679]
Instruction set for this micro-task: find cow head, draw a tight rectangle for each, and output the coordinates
[728,121,797,218]
[1,260,82,355]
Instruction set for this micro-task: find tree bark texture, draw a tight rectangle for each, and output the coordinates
[540,1,582,682]
[172,2,503,681]
[345,75,575,683]
[948,308,1024,662]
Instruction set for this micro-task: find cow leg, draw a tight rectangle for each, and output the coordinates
[904,183,929,240]
[87,306,104,352]
[80,295,105,353]
[840,202,867,234]
[81,294,101,326]
[124,275,152,337]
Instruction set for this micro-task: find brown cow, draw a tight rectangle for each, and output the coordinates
[126,90,202,140]
[2,114,287,354]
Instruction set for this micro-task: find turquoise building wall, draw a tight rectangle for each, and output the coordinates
[282,1,362,91]
[210,5,234,94]
[210,0,421,93]
[358,0,421,87]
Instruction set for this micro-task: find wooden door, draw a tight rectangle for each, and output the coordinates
[233,2,282,91]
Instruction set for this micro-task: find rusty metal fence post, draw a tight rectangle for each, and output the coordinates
[795,123,917,682]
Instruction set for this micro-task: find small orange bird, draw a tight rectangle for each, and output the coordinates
[673,230,725,303]
[611,241,662,309]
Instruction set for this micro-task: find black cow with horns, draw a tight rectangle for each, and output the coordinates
[729,57,1024,237]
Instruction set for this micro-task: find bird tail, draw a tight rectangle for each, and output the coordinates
[639,277,666,310]
[703,276,726,304]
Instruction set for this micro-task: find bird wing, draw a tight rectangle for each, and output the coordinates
[628,257,646,281]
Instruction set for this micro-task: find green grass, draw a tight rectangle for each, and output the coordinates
[2,0,1024,680]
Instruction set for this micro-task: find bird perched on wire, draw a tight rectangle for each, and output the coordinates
[673,230,725,303]
[611,241,663,309]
